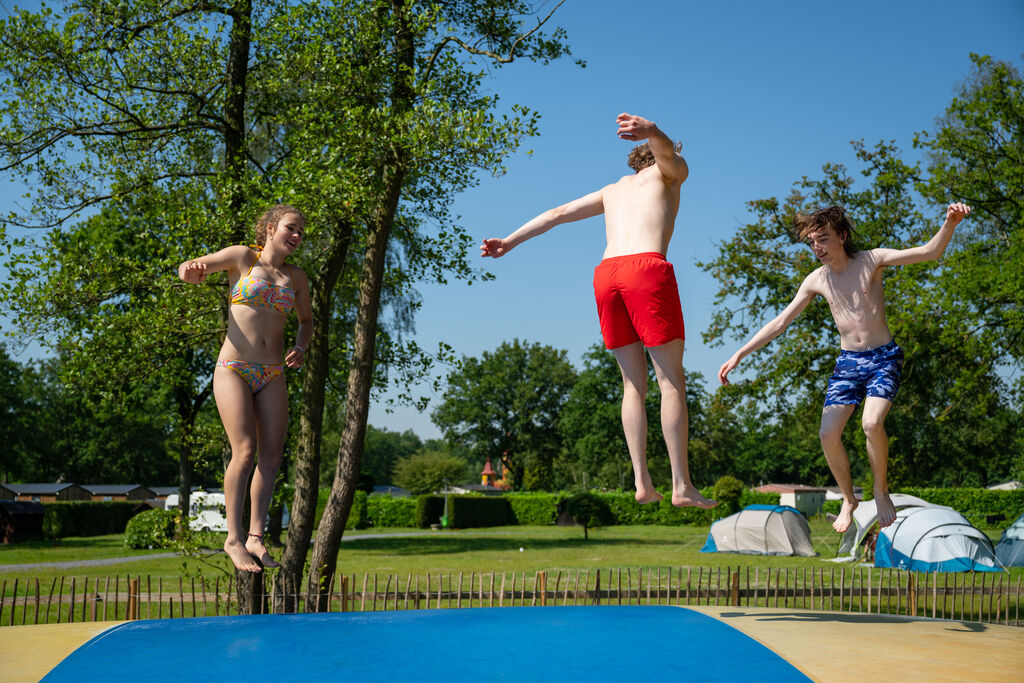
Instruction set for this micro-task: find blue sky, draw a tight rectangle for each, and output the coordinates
[2,1,1022,441]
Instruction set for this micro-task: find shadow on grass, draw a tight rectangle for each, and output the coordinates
[338,533,687,556]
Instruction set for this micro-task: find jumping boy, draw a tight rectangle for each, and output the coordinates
[718,202,971,532]
[481,112,715,509]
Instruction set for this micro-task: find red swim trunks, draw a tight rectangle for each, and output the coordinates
[593,252,685,349]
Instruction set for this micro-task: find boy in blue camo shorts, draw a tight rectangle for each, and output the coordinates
[718,203,971,534]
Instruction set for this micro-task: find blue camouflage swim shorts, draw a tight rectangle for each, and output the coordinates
[824,341,904,407]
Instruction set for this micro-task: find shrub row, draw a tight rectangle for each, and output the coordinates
[819,489,1024,528]
[43,501,141,539]
[416,495,512,529]
[124,508,178,549]
[366,494,417,528]
[314,489,369,530]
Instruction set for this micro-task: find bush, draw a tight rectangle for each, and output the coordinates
[506,492,559,526]
[366,495,418,528]
[124,508,178,549]
[565,492,612,539]
[713,476,745,515]
[898,488,1024,528]
[43,501,140,539]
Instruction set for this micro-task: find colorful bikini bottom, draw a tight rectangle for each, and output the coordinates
[216,360,283,394]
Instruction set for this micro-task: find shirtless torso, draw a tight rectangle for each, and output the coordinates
[801,250,893,351]
[600,163,682,258]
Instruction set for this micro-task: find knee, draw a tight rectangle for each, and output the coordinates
[623,380,647,402]
[819,425,842,446]
[229,445,257,469]
[862,415,887,439]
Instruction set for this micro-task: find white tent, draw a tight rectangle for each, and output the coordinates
[875,507,1002,572]
[995,512,1024,567]
[834,493,947,561]
[701,504,816,557]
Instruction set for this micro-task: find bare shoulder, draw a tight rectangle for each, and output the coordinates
[800,266,826,294]
[288,263,309,286]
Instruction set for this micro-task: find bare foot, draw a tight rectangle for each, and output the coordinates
[671,486,717,509]
[874,490,897,528]
[224,539,262,572]
[635,489,663,504]
[245,533,281,569]
[832,499,859,533]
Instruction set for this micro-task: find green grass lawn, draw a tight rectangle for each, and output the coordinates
[2,518,1019,588]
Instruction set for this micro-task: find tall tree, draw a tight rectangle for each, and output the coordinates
[432,339,577,493]
[305,2,577,609]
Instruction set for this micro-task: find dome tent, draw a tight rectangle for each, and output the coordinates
[700,504,816,557]
[875,507,1001,572]
[995,512,1024,567]
[834,493,948,561]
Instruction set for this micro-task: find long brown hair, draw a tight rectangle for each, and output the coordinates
[793,205,858,257]
[252,204,305,247]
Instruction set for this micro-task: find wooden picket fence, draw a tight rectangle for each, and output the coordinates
[1,566,1021,626]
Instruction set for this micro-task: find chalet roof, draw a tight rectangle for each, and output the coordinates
[79,484,155,496]
[755,483,828,494]
[0,483,80,494]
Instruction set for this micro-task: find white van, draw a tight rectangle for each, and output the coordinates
[164,490,288,533]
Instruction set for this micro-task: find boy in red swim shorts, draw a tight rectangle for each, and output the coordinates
[481,113,716,509]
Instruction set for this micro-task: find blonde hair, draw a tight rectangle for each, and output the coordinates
[252,204,305,247]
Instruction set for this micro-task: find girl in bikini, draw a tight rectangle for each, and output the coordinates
[178,205,313,572]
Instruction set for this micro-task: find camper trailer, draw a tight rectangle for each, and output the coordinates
[164,491,288,533]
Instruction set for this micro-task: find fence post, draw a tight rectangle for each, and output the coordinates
[908,573,917,617]
[538,571,547,606]
[128,578,139,621]
[730,569,740,606]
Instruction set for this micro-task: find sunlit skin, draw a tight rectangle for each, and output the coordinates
[718,203,971,532]
[178,211,313,572]
[481,113,716,510]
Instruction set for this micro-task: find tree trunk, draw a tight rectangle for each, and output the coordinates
[305,180,404,610]
[276,220,353,611]
[303,0,414,612]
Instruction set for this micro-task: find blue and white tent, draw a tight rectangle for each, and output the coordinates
[701,504,816,557]
[875,506,1001,572]
[995,512,1024,567]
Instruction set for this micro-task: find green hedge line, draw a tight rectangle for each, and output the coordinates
[820,489,1024,528]
[43,501,141,539]
[366,495,418,528]
[314,489,368,530]
[416,495,512,529]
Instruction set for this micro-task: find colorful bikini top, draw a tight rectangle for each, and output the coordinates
[229,258,295,314]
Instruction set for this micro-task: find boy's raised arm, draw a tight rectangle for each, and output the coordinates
[874,202,971,267]
[615,112,688,183]
[480,190,605,258]
[718,276,818,384]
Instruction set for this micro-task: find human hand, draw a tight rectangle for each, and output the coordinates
[285,346,305,368]
[181,261,208,284]
[718,356,739,385]
[616,112,656,141]
[945,202,971,228]
[480,238,511,258]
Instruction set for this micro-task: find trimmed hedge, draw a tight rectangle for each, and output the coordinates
[506,492,560,526]
[366,495,418,528]
[124,508,178,549]
[899,488,1024,527]
[43,501,140,539]
[416,495,512,529]
[314,489,369,530]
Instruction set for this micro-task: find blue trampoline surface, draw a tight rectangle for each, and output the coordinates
[43,606,810,682]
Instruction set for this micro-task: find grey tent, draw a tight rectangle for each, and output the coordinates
[701,504,816,556]
[995,512,1024,567]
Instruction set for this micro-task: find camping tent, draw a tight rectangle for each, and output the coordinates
[995,512,1024,567]
[834,494,947,560]
[875,507,1001,572]
[701,504,816,557]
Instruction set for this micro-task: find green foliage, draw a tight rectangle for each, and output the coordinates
[43,502,140,540]
[506,492,559,526]
[366,495,418,528]
[124,509,179,549]
[415,495,512,529]
[393,450,472,495]
[362,426,423,487]
[565,492,612,539]
[433,339,577,491]
[898,487,1024,528]
[713,476,746,516]
[315,488,368,530]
